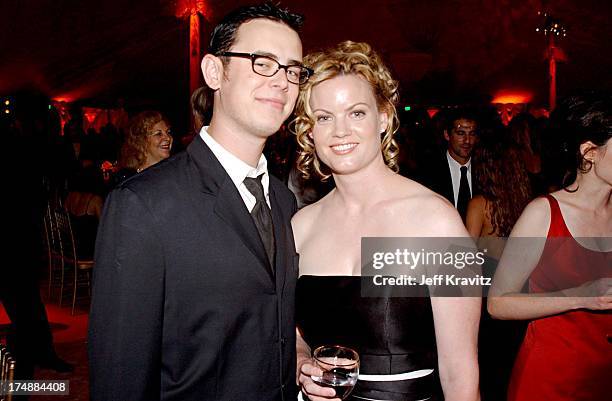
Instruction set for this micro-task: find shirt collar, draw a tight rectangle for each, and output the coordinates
[199,126,268,189]
[446,150,471,171]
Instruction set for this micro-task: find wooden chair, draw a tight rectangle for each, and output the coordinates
[53,208,94,315]
[0,344,15,401]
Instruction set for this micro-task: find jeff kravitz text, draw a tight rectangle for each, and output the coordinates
[372,274,491,286]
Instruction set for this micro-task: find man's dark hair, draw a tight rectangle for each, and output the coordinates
[444,108,479,133]
[208,2,304,61]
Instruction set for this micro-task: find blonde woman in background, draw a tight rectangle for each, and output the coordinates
[115,110,173,183]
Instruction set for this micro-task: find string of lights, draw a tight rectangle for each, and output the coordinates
[535,11,567,38]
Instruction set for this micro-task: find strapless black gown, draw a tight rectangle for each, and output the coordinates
[297,275,443,401]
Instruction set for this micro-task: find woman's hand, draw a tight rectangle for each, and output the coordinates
[570,278,612,310]
[298,361,341,401]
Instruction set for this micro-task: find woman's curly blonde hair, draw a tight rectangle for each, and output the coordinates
[119,111,168,170]
[293,41,400,180]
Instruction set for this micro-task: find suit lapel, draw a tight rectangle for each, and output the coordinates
[186,136,274,282]
[214,181,273,279]
[443,160,455,206]
[269,184,287,292]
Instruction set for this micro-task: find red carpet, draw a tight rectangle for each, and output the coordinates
[0,294,89,343]
[1,288,90,400]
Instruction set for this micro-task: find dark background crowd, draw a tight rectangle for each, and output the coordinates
[1,1,611,400]
[0,82,605,400]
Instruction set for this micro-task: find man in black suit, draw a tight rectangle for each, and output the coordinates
[88,4,311,400]
[418,111,478,221]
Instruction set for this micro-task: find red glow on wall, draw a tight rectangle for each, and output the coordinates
[174,0,207,18]
[426,108,440,118]
[491,91,533,104]
[51,100,71,136]
[52,96,74,103]
[52,87,89,103]
[530,107,550,119]
[84,111,98,124]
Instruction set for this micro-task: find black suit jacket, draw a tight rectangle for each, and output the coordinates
[416,152,456,205]
[89,136,299,401]
[416,152,480,222]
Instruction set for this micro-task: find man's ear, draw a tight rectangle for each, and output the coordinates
[443,130,450,141]
[201,54,223,90]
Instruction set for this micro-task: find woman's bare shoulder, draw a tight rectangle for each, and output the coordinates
[291,203,318,237]
[380,177,466,236]
[291,191,334,248]
[292,191,330,225]
[509,196,551,237]
[467,195,487,219]
[469,194,486,207]
[396,178,455,212]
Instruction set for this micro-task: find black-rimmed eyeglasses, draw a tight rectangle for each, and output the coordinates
[218,52,313,85]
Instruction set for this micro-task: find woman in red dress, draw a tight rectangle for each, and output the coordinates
[488,93,612,401]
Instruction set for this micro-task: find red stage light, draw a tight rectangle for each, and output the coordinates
[426,108,440,118]
[174,0,207,18]
[491,91,533,104]
[52,96,74,103]
[84,111,97,124]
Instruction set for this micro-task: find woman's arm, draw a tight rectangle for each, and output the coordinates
[487,197,612,320]
[90,194,104,219]
[293,209,339,401]
[432,297,481,401]
[428,202,481,400]
[466,195,485,238]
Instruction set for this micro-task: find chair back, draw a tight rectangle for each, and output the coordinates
[54,207,78,266]
[44,202,62,261]
[0,344,15,401]
[52,206,94,313]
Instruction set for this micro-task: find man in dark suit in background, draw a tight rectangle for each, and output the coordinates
[2,91,73,390]
[417,110,478,221]
[88,4,311,400]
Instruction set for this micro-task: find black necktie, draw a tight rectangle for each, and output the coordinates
[244,174,276,270]
[457,166,471,222]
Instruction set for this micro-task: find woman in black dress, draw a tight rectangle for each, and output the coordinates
[292,41,480,401]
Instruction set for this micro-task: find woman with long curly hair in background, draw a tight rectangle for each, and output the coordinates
[466,138,532,401]
[467,139,532,240]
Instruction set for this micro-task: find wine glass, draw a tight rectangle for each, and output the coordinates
[311,345,359,400]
